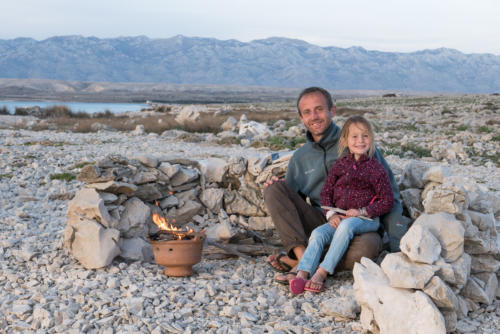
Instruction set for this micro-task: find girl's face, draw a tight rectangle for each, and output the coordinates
[346,122,372,160]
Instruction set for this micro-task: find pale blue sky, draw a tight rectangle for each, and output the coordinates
[1,0,499,54]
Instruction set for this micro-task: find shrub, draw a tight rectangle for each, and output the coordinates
[456,125,468,131]
[0,106,9,115]
[49,172,76,182]
[478,126,492,134]
[14,107,30,116]
[41,105,73,118]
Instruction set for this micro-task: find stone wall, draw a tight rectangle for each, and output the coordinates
[353,161,500,333]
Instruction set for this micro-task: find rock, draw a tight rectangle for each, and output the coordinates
[440,309,457,333]
[380,252,437,289]
[133,155,159,168]
[65,217,120,269]
[200,188,224,214]
[77,164,117,183]
[400,224,441,264]
[67,188,117,228]
[175,106,200,125]
[467,210,495,232]
[157,162,180,178]
[118,197,151,238]
[247,156,269,177]
[166,200,203,225]
[247,216,274,230]
[239,121,272,139]
[422,166,451,184]
[461,276,491,304]
[422,276,459,310]
[86,181,137,195]
[474,272,498,304]
[470,254,500,274]
[119,237,154,262]
[224,190,265,217]
[445,175,492,214]
[434,257,456,285]
[450,252,471,288]
[399,160,431,189]
[158,195,179,209]
[221,116,237,131]
[90,122,114,132]
[206,220,236,241]
[227,156,247,177]
[320,296,359,320]
[169,166,199,187]
[353,258,446,334]
[133,183,164,202]
[198,158,228,183]
[422,182,469,216]
[131,167,164,185]
[131,124,146,136]
[412,212,465,262]
[400,188,424,219]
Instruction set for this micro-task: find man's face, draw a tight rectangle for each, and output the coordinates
[298,92,335,142]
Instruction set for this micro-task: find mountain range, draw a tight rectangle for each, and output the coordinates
[0,35,499,93]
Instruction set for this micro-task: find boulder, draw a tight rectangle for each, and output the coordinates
[206,220,236,241]
[166,200,203,225]
[320,296,359,321]
[224,190,265,217]
[353,258,446,334]
[247,216,274,230]
[412,212,465,262]
[64,216,120,269]
[470,254,500,274]
[400,224,441,264]
[131,124,146,136]
[200,188,224,214]
[422,166,451,184]
[467,210,495,232]
[157,162,180,179]
[169,166,199,187]
[86,181,137,195]
[77,165,117,183]
[239,120,272,139]
[158,195,179,209]
[461,276,491,304]
[434,257,456,285]
[474,272,498,304]
[133,155,159,168]
[450,252,471,288]
[247,156,269,177]
[221,116,237,131]
[175,106,200,125]
[380,252,437,289]
[198,158,228,183]
[400,188,424,219]
[133,183,164,202]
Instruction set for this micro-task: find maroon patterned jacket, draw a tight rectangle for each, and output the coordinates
[320,153,394,218]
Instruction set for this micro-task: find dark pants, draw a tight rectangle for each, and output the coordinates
[263,181,382,270]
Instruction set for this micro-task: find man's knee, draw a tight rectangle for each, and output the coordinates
[381,201,409,252]
[338,232,382,271]
[263,180,286,203]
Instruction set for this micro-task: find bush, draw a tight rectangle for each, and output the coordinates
[14,107,30,116]
[0,106,9,115]
[49,172,76,182]
[41,105,73,118]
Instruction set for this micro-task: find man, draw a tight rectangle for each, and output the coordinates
[264,86,406,280]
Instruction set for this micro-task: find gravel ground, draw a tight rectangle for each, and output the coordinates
[1,127,499,333]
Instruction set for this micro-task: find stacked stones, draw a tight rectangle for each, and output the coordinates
[65,152,290,269]
[353,160,500,333]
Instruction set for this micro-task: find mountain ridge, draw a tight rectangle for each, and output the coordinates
[0,35,499,93]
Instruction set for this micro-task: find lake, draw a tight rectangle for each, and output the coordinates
[0,100,149,114]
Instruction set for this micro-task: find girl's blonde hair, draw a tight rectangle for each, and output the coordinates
[338,115,376,157]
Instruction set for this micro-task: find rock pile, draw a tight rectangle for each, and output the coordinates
[354,160,500,333]
[65,152,291,269]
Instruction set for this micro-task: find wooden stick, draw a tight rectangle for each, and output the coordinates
[206,240,255,262]
[321,206,373,221]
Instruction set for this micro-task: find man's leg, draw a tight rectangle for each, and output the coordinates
[263,181,326,260]
[381,201,408,252]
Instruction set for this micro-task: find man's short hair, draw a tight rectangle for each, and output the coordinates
[296,87,334,115]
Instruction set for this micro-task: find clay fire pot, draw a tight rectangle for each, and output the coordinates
[149,232,205,277]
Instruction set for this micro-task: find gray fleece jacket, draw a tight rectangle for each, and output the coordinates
[285,121,401,212]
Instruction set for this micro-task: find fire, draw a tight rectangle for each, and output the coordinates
[152,201,194,240]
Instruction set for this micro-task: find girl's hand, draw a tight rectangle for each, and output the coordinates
[329,214,342,228]
[345,209,361,217]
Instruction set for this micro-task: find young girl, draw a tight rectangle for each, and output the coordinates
[289,115,394,294]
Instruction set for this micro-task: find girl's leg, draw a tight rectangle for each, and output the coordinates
[296,223,336,276]
[319,217,380,274]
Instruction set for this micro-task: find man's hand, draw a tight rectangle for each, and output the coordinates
[261,175,281,193]
[328,214,342,228]
[345,208,361,217]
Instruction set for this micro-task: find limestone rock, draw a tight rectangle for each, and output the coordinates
[461,276,491,304]
[353,257,446,334]
[198,158,228,183]
[247,216,274,230]
[474,272,498,304]
[175,106,200,125]
[119,237,154,262]
[118,197,151,238]
[77,164,117,183]
[467,210,495,232]
[169,166,199,187]
[224,190,265,217]
[68,188,117,228]
[440,309,457,333]
[320,296,359,321]
[65,216,120,269]
[470,254,500,274]
[434,257,456,285]
[399,160,431,190]
[422,166,451,184]
[400,224,441,264]
[239,121,272,139]
[412,212,465,262]
[247,156,269,177]
[450,252,471,288]
[157,162,180,179]
[133,155,159,168]
[200,188,224,214]
[422,183,469,216]
[423,276,459,310]
[206,220,236,241]
[381,252,437,289]
[133,183,164,202]
[166,200,203,225]
[400,188,424,219]
[221,116,237,131]
[86,181,137,195]
[158,195,179,209]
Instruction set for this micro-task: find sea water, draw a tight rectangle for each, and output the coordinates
[0,100,149,114]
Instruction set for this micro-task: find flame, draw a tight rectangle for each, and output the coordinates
[152,202,194,240]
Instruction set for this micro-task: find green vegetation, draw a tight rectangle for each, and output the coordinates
[456,125,468,131]
[380,142,431,158]
[0,173,13,179]
[70,161,95,170]
[216,137,242,146]
[251,135,306,150]
[49,172,76,182]
[492,134,500,142]
[0,106,9,115]
[24,140,65,147]
[478,126,492,134]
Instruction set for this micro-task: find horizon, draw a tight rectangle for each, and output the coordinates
[1,0,499,55]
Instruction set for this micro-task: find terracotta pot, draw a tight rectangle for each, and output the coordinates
[149,232,205,277]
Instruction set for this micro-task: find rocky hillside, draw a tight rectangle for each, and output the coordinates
[1,35,499,93]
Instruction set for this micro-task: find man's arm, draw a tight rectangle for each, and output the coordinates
[373,147,401,205]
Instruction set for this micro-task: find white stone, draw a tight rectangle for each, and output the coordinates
[353,258,446,334]
[200,188,224,214]
[422,183,469,216]
[381,252,437,289]
[320,296,360,320]
[412,212,465,262]
[119,237,154,262]
[68,188,117,228]
[400,224,441,264]
[198,158,228,183]
[399,160,431,189]
[423,276,459,310]
[118,197,151,238]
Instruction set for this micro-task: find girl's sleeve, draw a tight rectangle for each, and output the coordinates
[365,161,394,218]
[320,163,339,215]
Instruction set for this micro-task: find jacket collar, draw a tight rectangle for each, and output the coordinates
[306,121,341,147]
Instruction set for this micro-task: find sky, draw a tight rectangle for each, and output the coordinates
[1,0,499,55]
